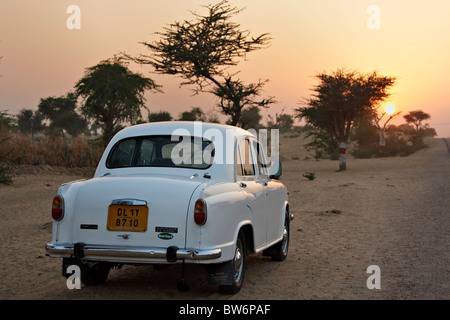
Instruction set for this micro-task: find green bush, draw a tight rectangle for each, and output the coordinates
[0,163,13,185]
[351,123,430,158]
[351,143,379,159]
[302,172,316,180]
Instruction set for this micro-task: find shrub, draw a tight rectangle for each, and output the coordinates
[302,172,316,180]
[326,209,342,214]
[351,123,432,158]
[0,136,14,184]
[303,126,339,160]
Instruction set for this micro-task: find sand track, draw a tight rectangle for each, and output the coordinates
[0,137,448,299]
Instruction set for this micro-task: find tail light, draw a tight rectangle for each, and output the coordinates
[52,195,64,221]
[194,199,207,226]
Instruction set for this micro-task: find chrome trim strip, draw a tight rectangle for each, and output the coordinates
[45,243,221,261]
[111,199,147,206]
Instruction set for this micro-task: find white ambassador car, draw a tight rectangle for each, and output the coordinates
[46,121,291,293]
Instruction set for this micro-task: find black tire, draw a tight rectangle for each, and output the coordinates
[264,212,290,261]
[219,231,246,294]
[80,261,111,286]
[64,258,111,286]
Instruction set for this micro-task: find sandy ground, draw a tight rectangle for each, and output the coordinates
[0,135,449,300]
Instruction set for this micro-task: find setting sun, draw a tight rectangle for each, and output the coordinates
[385,104,395,115]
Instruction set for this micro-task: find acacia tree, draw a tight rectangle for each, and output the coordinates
[128,0,274,126]
[237,105,261,129]
[179,107,206,121]
[267,109,294,133]
[296,69,396,171]
[75,59,160,144]
[17,109,45,141]
[403,110,431,131]
[148,110,172,122]
[38,93,87,137]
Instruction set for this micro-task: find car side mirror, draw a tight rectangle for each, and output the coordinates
[269,161,282,180]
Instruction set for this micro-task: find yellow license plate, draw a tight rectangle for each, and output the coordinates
[107,205,149,232]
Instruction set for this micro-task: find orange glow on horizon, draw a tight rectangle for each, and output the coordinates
[0,0,449,136]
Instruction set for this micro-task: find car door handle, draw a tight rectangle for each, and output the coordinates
[263,182,268,186]
[239,182,247,188]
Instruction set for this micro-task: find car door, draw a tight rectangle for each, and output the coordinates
[236,137,267,249]
[252,139,283,245]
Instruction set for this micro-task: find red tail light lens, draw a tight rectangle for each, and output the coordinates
[194,199,207,226]
[52,196,64,221]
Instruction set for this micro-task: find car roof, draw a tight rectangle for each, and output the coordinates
[93,121,257,180]
[111,121,255,141]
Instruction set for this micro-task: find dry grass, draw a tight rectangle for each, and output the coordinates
[0,132,103,168]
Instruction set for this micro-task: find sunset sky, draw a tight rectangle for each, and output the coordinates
[1,0,449,136]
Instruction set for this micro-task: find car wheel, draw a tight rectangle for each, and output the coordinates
[219,231,246,294]
[81,261,111,286]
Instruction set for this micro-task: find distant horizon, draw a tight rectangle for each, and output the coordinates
[1,0,449,137]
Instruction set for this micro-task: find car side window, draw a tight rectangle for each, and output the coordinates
[236,138,255,177]
[252,140,268,177]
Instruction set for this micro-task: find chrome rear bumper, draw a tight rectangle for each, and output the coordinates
[45,243,222,263]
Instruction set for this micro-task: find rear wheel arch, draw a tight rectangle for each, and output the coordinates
[282,202,290,226]
[239,224,255,256]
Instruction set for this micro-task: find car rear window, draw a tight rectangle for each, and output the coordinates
[106,135,214,169]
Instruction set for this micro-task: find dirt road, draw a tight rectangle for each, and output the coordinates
[0,138,448,300]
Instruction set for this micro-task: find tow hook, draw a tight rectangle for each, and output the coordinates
[166,246,178,263]
[74,242,85,259]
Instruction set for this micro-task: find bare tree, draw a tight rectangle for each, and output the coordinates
[373,109,401,152]
[126,0,274,125]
